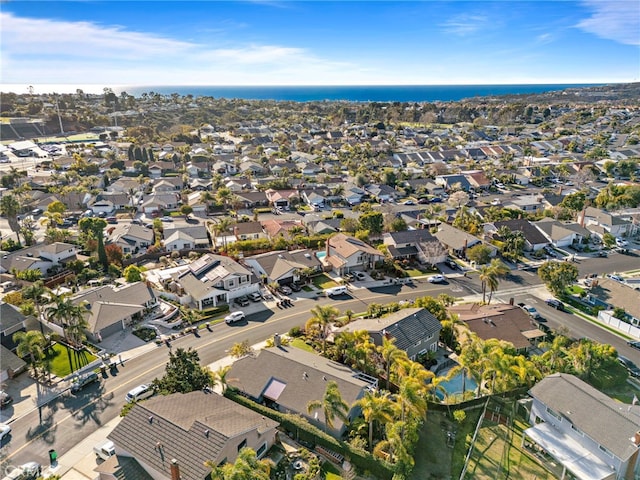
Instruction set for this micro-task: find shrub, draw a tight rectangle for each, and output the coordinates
[289,326,303,337]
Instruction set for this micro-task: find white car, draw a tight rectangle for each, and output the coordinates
[615,238,628,247]
[225,311,246,324]
[0,423,12,441]
[427,274,445,283]
[490,198,501,206]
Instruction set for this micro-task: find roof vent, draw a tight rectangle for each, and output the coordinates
[204,429,209,438]
[149,416,154,423]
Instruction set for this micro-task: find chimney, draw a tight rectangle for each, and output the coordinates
[633,432,640,447]
[325,239,330,257]
[170,459,181,480]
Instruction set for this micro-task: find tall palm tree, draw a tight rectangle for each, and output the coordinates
[0,194,22,244]
[486,258,509,304]
[214,365,232,394]
[379,337,407,390]
[356,389,394,451]
[22,280,49,332]
[305,305,339,353]
[46,294,88,346]
[13,330,46,377]
[307,380,349,433]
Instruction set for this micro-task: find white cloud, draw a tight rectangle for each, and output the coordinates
[440,14,489,36]
[577,0,640,46]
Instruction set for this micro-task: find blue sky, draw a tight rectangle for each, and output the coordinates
[1,1,638,93]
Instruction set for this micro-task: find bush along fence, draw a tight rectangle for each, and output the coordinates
[224,389,395,480]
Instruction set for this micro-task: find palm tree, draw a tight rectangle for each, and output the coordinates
[13,330,46,377]
[379,337,407,390]
[65,303,89,347]
[46,294,88,346]
[214,365,232,394]
[0,194,22,244]
[307,380,349,433]
[356,389,394,451]
[478,264,492,304]
[486,258,509,304]
[305,305,339,353]
[22,280,49,332]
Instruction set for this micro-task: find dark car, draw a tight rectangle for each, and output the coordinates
[445,259,459,270]
[289,283,302,292]
[618,356,640,378]
[235,296,250,307]
[627,340,640,351]
[545,298,566,311]
[597,251,608,257]
[0,391,13,409]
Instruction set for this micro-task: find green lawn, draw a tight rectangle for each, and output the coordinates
[403,266,437,277]
[566,285,585,295]
[312,274,338,290]
[44,343,98,377]
[290,338,315,352]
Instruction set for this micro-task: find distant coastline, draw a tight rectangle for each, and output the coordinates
[118,84,601,103]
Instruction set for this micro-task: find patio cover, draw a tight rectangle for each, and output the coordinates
[524,423,616,480]
[263,378,287,401]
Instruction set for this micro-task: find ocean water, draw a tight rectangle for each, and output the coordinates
[121,84,598,103]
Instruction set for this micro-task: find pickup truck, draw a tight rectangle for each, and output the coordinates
[94,440,116,461]
[1,462,41,480]
[517,303,541,319]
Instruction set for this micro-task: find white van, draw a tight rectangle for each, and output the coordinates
[125,384,154,403]
[325,285,348,296]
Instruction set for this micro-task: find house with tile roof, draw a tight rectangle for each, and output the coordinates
[172,253,259,310]
[533,218,590,248]
[433,223,491,258]
[243,249,322,286]
[94,455,153,480]
[163,225,210,250]
[334,308,441,360]
[577,207,638,239]
[232,221,267,242]
[382,229,446,264]
[0,344,27,382]
[227,345,372,437]
[106,224,154,255]
[448,303,545,351]
[70,282,158,342]
[524,373,640,480]
[108,391,279,480]
[487,219,550,252]
[0,242,77,275]
[585,278,640,328]
[324,233,383,275]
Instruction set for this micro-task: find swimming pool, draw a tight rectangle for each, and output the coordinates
[434,368,477,400]
[316,251,326,260]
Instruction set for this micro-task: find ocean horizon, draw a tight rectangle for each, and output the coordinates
[119,84,601,103]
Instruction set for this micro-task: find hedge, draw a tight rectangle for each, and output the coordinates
[224,389,395,479]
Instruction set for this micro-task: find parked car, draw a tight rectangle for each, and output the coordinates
[125,384,155,403]
[0,391,13,409]
[615,237,628,247]
[597,251,608,257]
[93,440,116,461]
[428,274,445,283]
[618,355,640,378]
[607,274,624,282]
[518,303,541,319]
[249,292,263,302]
[278,285,292,295]
[403,200,415,205]
[161,216,173,222]
[545,298,565,311]
[106,216,117,224]
[235,296,250,307]
[289,283,302,292]
[31,208,43,216]
[70,371,100,393]
[343,272,355,282]
[627,340,640,350]
[445,258,459,270]
[224,311,246,324]
[0,423,11,442]
[354,272,366,281]
[2,462,41,480]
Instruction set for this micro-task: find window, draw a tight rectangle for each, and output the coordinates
[546,407,562,421]
[256,443,266,458]
[237,439,247,452]
[598,445,614,458]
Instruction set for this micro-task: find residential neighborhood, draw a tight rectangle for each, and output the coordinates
[1,85,640,480]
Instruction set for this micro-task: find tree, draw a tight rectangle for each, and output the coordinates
[307,380,349,432]
[448,190,469,210]
[105,244,123,267]
[356,389,395,451]
[602,232,616,248]
[180,205,193,216]
[379,337,408,390]
[0,194,22,244]
[560,192,586,213]
[466,244,492,265]
[305,305,339,353]
[486,258,509,304]
[79,217,108,269]
[538,261,579,296]
[22,280,49,326]
[153,348,211,394]
[13,330,46,377]
[206,448,270,480]
[123,265,143,282]
[358,211,384,236]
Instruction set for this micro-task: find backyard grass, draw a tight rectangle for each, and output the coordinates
[312,274,339,290]
[566,285,585,295]
[44,343,98,377]
[290,338,315,352]
[461,400,555,480]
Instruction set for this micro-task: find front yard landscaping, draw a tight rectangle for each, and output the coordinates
[312,274,339,290]
[44,342,98,377]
